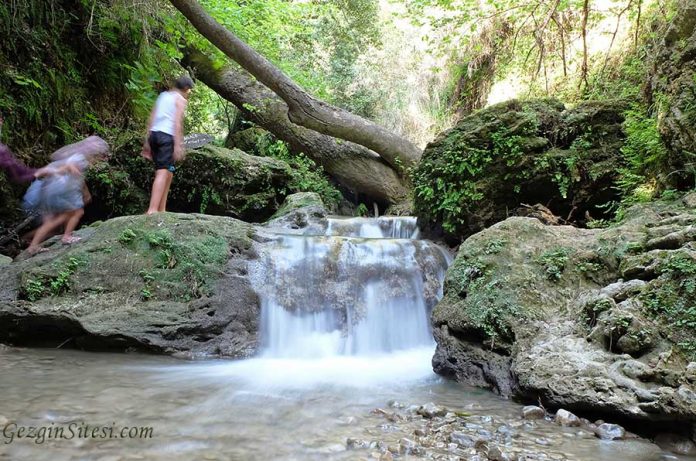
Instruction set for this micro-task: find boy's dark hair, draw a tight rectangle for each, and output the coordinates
[174,76,194,91]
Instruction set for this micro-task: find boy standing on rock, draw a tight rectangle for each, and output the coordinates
[141,76,194,215]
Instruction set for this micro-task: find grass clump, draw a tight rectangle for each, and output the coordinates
[536,247,571,282]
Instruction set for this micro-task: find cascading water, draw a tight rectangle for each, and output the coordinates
[250,216,451,363]
[1,217,680,461]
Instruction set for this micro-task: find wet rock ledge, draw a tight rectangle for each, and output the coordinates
[0,212,261,357]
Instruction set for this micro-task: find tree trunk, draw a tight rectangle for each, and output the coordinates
[169,0,422,173]
[182,48,409,205]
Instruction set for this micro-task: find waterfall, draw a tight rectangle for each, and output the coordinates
[251,217,451,359]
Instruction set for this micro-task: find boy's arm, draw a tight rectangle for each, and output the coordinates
[173,97,187,162]
[141,105,157,160]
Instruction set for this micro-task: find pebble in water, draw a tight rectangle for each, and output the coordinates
[594,423,626,440]
[418,402,447,419]
[553,409,581,427]
[522,406,546,420]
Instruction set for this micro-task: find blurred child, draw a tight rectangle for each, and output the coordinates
[24,136,109,255]
[0,115,36,184]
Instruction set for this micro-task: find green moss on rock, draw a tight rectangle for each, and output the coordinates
[0,213,260,356]
[432,192,696,422]
[169,145,294,222]
[413,99,628,242]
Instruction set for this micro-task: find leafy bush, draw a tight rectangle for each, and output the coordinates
[616,108,670,203]
[254,134,342,209]
[642,252,696,357]
[536,247,571,282]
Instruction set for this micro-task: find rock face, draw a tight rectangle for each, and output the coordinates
[432,193,696,424]
[0,213,261,357]
[413,99,627,242]
[168,145,294,222]
[645,0,696,189]
[264,192,328,231]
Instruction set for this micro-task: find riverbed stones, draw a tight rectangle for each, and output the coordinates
[554,409,580,427]
[655,433,696,455]
[418,403,447,418]
[522,406,545,420]
[450,431,476,447]
[347,438,370,450]
[0,254,11,266]
[486,445,510,461]
[356,400,658,461]
[594,423,625,440]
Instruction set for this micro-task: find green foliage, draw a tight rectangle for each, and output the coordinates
[118,228,137,245]
[641,252,696,357]
[138,270,155,301]
[616,108,670,203]
[446,256,521,347]
[536,247,571,282]
[254,135,342,209]
[0,0,178,152]
[123,227,229,300]
[23,279,46,303]
[483,239,507,255]
[21,256,87,301]
[193,0,381,115]
[412,119,535,235]
[584,297,614,327]
[355,203,369,217]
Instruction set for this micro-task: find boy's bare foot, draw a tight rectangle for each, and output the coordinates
[61,236,82,245]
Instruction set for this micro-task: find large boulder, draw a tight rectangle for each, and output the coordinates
[264,192,328,231]
[645,0,696,189]
[0,213,260,357]
[165,145,294,222]
[74,138,295,223]
[225,127,269,154]
[432,192,696,424]
[413,99,627,243]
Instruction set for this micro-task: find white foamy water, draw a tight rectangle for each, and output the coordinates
[155,346,438,389]
[241,216,450,387]
[324,216,420,239]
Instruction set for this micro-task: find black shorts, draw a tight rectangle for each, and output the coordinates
[149,131,176,172]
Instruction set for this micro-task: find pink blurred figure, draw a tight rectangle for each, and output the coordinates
[24,136,109,255]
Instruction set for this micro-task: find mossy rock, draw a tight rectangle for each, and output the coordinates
[225,127,269,154]
[0,213,260,357]
[265,192,328,231]
[432,195,696,422]
[413,99,628,243]
[168,145,294,222]
[85,162,149,220]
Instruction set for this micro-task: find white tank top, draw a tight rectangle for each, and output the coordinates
[150,91,184,136]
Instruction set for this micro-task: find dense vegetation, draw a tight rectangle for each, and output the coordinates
[1,0,695,246]
[411,0,696,240]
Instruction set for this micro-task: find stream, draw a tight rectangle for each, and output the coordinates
[0,217,690,460]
